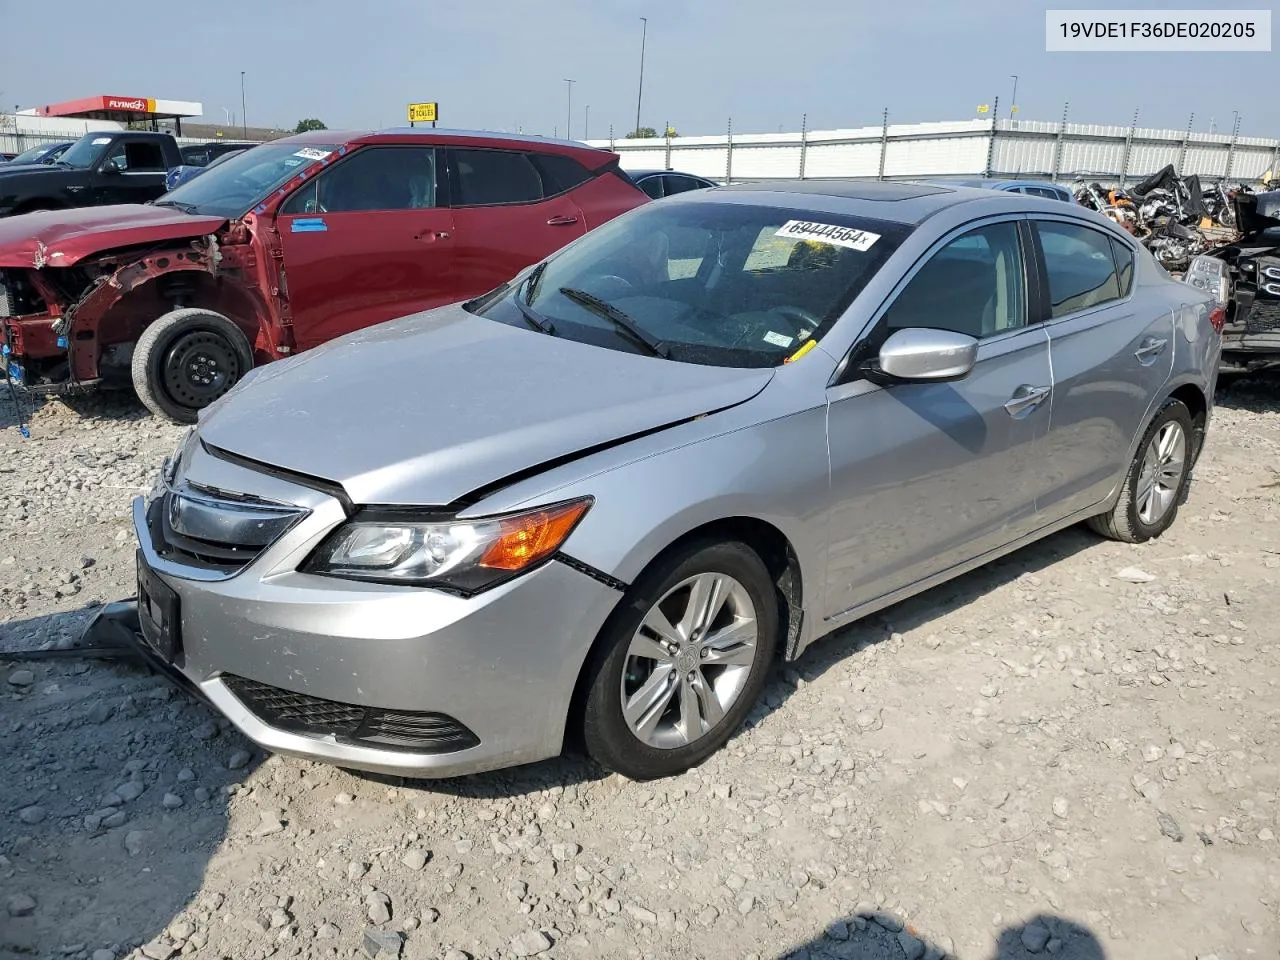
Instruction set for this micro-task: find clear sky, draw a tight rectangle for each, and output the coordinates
[1,0,1276,139]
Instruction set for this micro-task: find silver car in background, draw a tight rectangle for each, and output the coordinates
[132,181,1221,781]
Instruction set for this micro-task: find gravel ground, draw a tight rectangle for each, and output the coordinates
[2,378,1279,960]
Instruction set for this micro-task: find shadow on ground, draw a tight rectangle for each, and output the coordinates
[1214,366,1280,414]
[0,604,259,959]
[0,384,148,432]
[777,909,1105,960]
[772,524,1100,707]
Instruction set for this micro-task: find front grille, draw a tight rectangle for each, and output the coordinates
[1245,300,1280,334]
[0,269,42,318]
[223,676,481,754]
[145,483,307,575]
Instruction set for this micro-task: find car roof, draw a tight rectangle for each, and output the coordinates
[686,179,1088,226]
[943,178,1068,191]
[282,127,619,165]
[629,169,711,178]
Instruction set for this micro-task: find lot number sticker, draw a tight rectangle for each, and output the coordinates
[293,147,332,161]
[775,220,881,251]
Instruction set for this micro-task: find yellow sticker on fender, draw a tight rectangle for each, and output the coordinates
[775,220,880,252]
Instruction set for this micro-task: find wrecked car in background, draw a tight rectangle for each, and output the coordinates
[1185,188,1280,373]
[0,129,648,422]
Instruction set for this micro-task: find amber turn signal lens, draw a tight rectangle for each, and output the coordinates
[478,499,592,571]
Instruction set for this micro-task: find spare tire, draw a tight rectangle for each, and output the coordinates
[131,308,254,424]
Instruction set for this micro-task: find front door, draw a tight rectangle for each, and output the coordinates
[446,147,586,297]
[1030,219,1175,520]
[823,218,1053,620]
[275,145,456,352]
[93,140,170,205]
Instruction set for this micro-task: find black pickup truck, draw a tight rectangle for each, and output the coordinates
[0,130,183,218]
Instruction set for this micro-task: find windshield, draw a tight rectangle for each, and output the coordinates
[56,134,115,169]
[474,200,908,367]
[158,142,339,218]
[9,144,58,164]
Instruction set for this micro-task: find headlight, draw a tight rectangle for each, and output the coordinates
[302,498,592,593]
[1184,255,1230,304]
[149,427,194,504]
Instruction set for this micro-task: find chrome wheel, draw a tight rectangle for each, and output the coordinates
[1137,420,1186,525]
[620,572,758,750]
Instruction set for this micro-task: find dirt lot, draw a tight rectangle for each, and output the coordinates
[2,378,1278,960]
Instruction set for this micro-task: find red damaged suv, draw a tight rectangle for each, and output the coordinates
[0,129,648,422]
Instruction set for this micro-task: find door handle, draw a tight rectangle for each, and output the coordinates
[1003,384,1051,418]
[414,230,450,242]
[1134,336,1168,365]
[546,215,578,226]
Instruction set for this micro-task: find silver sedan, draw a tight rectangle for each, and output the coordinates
[132,180,1222,780]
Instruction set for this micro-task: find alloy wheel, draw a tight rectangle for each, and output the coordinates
[620,572,759,749]
[1137,420,1186,525]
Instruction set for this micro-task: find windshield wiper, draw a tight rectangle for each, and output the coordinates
[512,269,555,335]
[558,287,669,358]
[151,199,198,213]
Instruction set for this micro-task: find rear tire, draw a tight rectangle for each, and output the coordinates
[1087,398,1194,543]
[580,540,779,780]
[131,308,253,424]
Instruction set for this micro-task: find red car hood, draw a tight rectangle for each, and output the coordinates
[0,204,227,268]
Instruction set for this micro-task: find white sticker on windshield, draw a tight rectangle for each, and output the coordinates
[762,331,794,348]
[92,137,112,145]
[775,220,880,251]
[293,147,332,161]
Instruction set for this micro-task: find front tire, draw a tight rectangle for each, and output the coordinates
[1087,398,1194,543]
[581,540,779,780]
[131,308,253,424]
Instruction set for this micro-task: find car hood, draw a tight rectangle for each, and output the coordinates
[0,204,227,267]
[198,305,774,506]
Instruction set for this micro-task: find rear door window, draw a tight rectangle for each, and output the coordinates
[635,175,664,200]
[662,175,706,196]
[1110,237,1135,297]
[1035,221,1123,318]
[451,149,544,205]
[531,153,594,195]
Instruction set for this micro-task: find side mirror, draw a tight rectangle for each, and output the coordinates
[866,327,978,384]
[100,156,125,175]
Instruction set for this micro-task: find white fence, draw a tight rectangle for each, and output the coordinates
[588,117,1280,187]
[1,114,219,155]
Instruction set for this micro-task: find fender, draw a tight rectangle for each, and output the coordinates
[58,233,270,382]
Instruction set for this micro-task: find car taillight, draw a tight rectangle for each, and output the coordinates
[1209,304,1226,334]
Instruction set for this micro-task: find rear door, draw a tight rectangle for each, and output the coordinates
[1031,218,1175,520]
[274,144,456,352]
[446,148,587,295]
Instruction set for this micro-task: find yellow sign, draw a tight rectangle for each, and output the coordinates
[407,102,438,123]
[976,104,990,114]
[1010,105,1020,114]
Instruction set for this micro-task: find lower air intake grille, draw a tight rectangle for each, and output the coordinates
[222,676,480,754]
[1244,299,1280,334]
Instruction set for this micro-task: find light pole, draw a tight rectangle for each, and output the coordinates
[240,71,247,138]
[635,16,648,137]
[563,79,574,141]
[1009,75,1018,118]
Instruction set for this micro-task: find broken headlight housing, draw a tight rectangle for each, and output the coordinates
[1184,255,1230,305]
